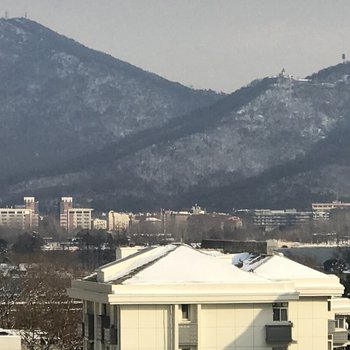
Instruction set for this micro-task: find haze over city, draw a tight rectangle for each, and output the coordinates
[2,0,350,92]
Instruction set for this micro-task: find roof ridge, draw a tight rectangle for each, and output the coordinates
[246,254,271,271]
[112,245,179,284]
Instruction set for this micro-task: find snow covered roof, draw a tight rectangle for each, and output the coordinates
[231,252,343,296]
[331,297,350,315]
[98,244,268,284]
[69,244,344,304]
[238,253,327,279]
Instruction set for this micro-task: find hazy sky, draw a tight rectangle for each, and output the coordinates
[1,0,350,92]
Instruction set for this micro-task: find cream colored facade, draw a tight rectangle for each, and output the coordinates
[68,208,93,231]
[0,196,39,229]
[59,197,93,231]
[93,219,108,230]
[68,244,348,350]
[0,208,32,230]
[0,329,21,350]
[107,211,130,232]
[312,200,350,221]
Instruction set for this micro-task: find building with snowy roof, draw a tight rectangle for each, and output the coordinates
[231,252,350,350]
[68,243,347,350]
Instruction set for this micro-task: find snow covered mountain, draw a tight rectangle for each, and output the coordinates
[0,18,220,181]
[2,18,350,211]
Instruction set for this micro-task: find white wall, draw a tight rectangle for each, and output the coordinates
[0,334,21,350]
[201,303,272,350]
[120,304,172,350]
[289,297,328,350]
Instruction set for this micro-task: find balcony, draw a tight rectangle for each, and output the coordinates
[328,320,336,334]
[96,315,110,341]
[329,318,349,346]
[83,314,94,340]
[333,329,349,345]
[104,326,118,345]
[265,321,293,345]
[179,323,198,347]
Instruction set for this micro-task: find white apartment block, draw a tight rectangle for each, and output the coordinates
[312,200,350,220]
[0,197,39,230]
[68,244,349,350]
[253,209,313,228]
[60,197,93,231]
[68,208,93,231]
[93,219,108,230]
[107,211,130,232]
[0,208,32,230]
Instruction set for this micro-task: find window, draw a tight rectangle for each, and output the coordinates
[273,303,288,321]
[335,317,346,329]
[181,304,190,320]
[102,303,107,316]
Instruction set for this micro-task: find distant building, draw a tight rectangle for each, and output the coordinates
[23,196,39,227]
[201,239,278,255]
[59,197,73,230]
[68,208,93,231]
[312,201,350,221]
[162,210,190,235]
[59,197,93,231]
[253,209,313,229]
[92,218,107,230]
[107,211,130,232]
[0,197,39,230]
[312,200,350,211]
[191,203,206,215]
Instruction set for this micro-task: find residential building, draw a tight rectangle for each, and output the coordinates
[0,197,40,230]
[68,243,347,350]
[60,197,93,231]
[312,201,350,221]
[67,208,93,231]
[93,219,108,230]
[23,196,39,227]
[60,197,73,230]
[0,208,32,230]
[107,211,130,232]
[253,209,313,229]
[230,252,350,350]
[312,201,350,212]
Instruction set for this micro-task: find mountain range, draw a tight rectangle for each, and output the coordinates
[1,18,350,212]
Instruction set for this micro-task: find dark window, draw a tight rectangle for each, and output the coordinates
[273,303,288,321]
[181,304,189,320]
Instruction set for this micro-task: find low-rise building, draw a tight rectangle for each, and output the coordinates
[68,243,347,350]
[107,211,130,232]
[253,209,313,229]
[312,201,350,221]
[93,218,107,230]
